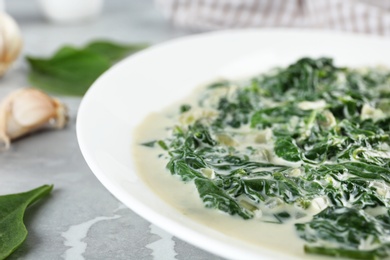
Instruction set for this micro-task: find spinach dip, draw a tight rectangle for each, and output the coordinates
[134,57,390,259]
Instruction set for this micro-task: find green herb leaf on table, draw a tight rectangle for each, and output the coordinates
[85,41,148,63]
[26,41,148,96]
[0,185,53,260]
[27,48,110,96]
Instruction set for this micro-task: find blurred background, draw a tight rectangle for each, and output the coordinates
[2,0,389,59]
[155,0,390,35]
[2,0,189,56]
[2,0,388,96]
[0,0,191,105]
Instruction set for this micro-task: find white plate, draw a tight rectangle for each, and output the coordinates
[77,29,390,260]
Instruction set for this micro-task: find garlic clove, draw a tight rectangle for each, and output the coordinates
[12,89,56,127]
[52,98,68,129]
[0,88,68,149]
[0,12,23,76]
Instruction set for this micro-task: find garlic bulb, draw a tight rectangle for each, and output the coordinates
[0,88,68,149]
[0,12,22,77]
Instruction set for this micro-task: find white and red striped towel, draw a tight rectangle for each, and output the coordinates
[156,0,390,35]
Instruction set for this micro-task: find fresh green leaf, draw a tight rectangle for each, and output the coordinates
[85,41,148,63]
[27,48,110,96]
[26,41,148,96]
[0,185,53,260]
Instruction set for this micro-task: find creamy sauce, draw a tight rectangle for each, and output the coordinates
[132,107,324,259]
[131,61,390,260]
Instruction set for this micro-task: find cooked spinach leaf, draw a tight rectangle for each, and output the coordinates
[146,57,390,259]
[296,207,390,260]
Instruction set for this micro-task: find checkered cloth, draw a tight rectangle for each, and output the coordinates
[156,0,390,35]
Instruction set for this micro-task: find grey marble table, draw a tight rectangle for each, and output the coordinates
[0,1,224,259]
